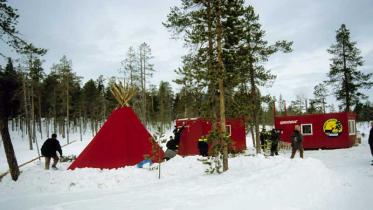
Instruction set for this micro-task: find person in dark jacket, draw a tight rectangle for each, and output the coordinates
[290,125,304,159]
[260,128,267,151]
[198,135,209,157]
[173,125,186,145]
[41,134,62,170]
[270,129,280,156]
[369,121,373,165]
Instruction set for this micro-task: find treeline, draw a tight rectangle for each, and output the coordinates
[1,53,177,144]
[276,84,373,121]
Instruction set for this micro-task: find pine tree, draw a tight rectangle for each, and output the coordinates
[0,58,21,181]
[96,75,107,122]
[51,56,79,142]
[29,58,44,140]
[0,0,46,55]
[278,94,286,114]
[157,81,173,130]
[138,43,155,125]
[312,83,328,113]
[164,0,229,172]
[120,46,139,86]
[354,101,373,121]
[41,72,59,135]
[82,79,99,136]
[236,5,292,154]
[326,24,373,112]
[289,95,306,115]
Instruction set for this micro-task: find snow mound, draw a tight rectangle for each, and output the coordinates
[0,154,343,210]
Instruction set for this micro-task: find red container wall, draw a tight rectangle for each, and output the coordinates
[176,118,246,156]
[176,119,206,156]
[274,112,356,149]
[227,119,246,151]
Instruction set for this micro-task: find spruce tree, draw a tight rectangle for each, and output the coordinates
[326,24,373,112]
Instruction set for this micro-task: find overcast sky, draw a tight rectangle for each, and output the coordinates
[2,0,373,106]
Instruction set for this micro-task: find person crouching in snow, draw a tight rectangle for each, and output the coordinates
[164,136,178,161]
[290,125,304,159]
[198,135,209,157]
[41,133,62,170]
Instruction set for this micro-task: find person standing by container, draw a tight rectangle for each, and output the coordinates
[173,124,186,145]
[198,135,209,157]
[259,128,267,151]
[290,125,304,159]
[270,129,280,156]
[369,121,373,165]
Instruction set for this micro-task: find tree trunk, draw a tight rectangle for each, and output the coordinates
[22,76,33,150]
[31,85,36,143]
[250,126,256,148]
[143,55,147,125]
[79,107,83,142]
[38,93,43,139]
[342,40,350,112]
[0,118,20,181]
[250,72,261,154]
[53,88,57,135]
[66,80,70,144]
[216,0,228,172]
[46,117,50,138]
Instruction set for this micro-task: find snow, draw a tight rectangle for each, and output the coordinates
[0,122,372,210]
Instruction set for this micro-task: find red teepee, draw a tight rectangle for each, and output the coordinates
[68,107,164,170]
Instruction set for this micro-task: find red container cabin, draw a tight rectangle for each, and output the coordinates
[274,112,357,149]
[175,118,246,156]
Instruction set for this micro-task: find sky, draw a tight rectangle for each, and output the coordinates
[1,0,373,106]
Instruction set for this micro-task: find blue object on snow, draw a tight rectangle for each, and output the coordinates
[137,159,153,168]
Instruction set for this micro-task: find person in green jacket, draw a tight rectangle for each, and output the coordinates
[290,125,304,159]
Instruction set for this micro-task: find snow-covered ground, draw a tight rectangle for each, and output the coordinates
[0,123,372,210]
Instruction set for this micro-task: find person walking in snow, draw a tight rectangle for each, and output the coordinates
[41,134,62,170]
[369,121,373,165]
[290,125,304,159]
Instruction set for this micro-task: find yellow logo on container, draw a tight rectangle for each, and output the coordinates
[323,118,342,137]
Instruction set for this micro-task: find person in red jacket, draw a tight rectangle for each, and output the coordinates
[41,134,62,170]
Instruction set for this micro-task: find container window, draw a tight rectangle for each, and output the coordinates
[301,124,313,135]
[348,120,356,135]
[226,125,232,137]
